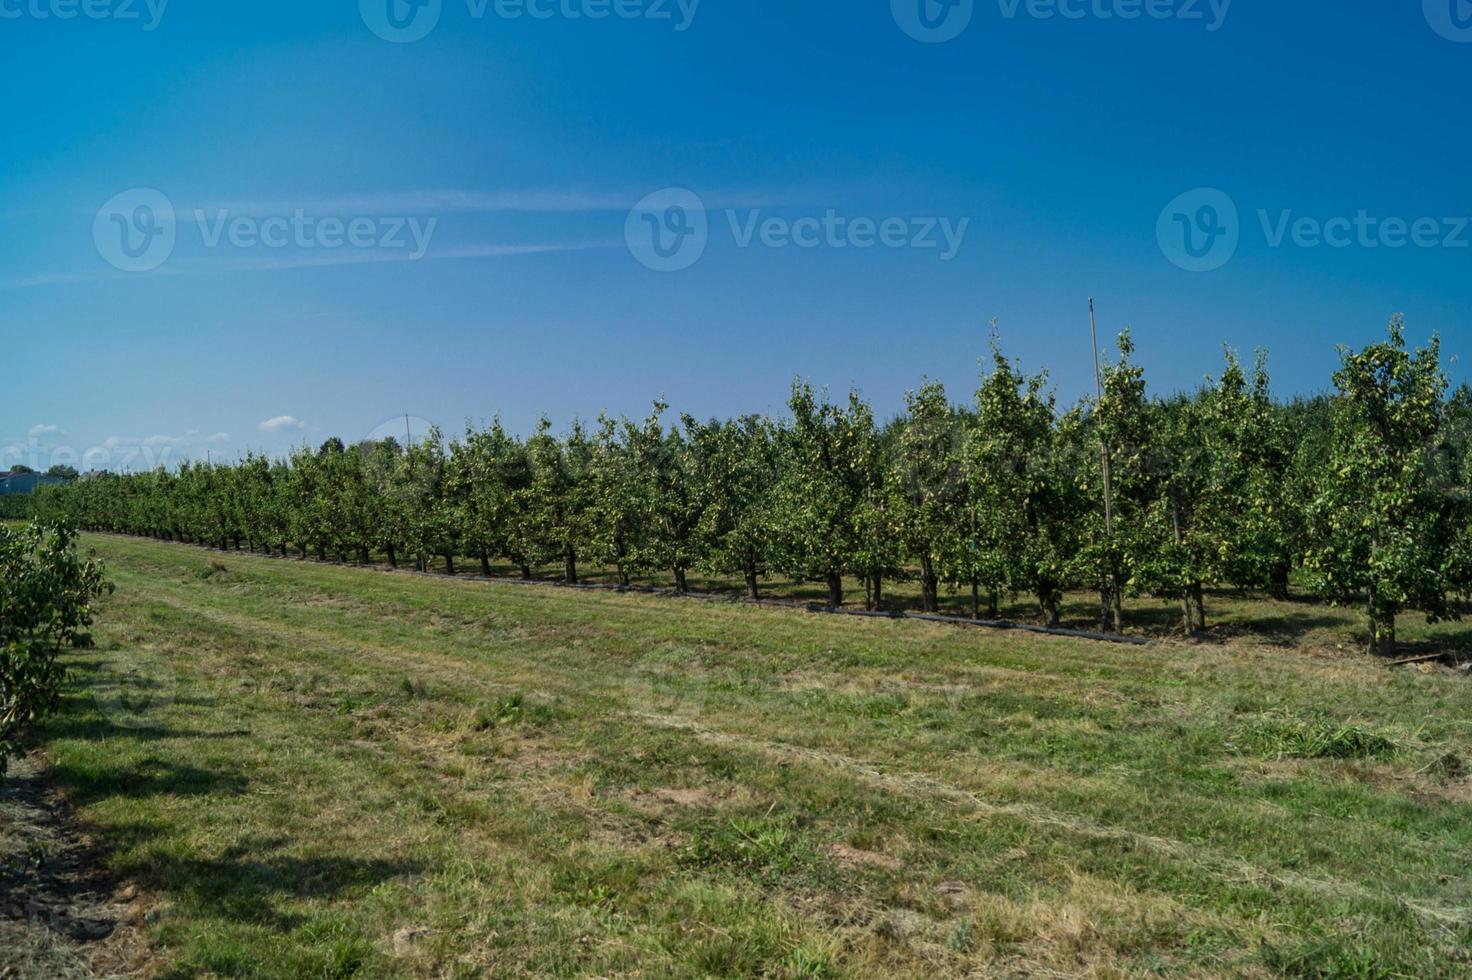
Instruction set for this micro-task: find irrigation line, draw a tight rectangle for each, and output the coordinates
[88,532,1153,647]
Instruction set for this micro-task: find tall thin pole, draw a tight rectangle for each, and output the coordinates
[404,414,413,451]
[1089,298,1115,537]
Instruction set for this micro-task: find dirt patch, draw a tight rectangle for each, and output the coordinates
[651,787,715,807]
[619,785,723,817]
[825,842,902,871]
[0,753,146,978]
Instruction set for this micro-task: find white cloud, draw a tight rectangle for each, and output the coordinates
[102,431,231,449]
[28,423,61,437]
[259,416,306,432]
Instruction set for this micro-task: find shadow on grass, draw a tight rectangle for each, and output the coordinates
[40,714,250,744]
[45,756,249,808]
[1199,611,1358,647]
[124,833,422,931]
[34,758,420,934]
[1386,631,1472,663]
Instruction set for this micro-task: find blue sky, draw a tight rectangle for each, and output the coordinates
[2,0,1469,471]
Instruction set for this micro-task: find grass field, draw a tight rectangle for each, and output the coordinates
[7,533,1472,977]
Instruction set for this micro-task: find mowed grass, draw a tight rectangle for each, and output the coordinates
[25,534,1472,977]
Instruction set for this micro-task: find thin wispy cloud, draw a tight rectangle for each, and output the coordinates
[102,431,230,449]
[28,424,61,437]
[259,416,306,432]
[198,187,793,216]
[1,240,616,291]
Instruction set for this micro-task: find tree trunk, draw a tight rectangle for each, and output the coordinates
[1192,581,1206,632]
[826,572,843,609]
[520,563,532,580]
[673,567,688,593]
[299,543,308,559]
[443,554,455,576]
[1101,574,1124,633]
[988,589,1000,620]
[864,575,874,611]
[1040,591,1061,628]
[1269,562,1291,601]
[971,577,981,620]
[919,555,938,613]
[744,562,760,600]
[386,543,397,569]
[359,547,370,564]
[564,551,578,585]
[480,553,492,577]
[872,575,882,610]
[1368,594,1397,657]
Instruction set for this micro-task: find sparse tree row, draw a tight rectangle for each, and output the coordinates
[36,319,1472,654]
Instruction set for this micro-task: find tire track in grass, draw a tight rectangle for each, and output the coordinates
[633,714,1472,929]
[113,570,1471,931]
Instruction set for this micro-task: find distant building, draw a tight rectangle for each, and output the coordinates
[0,472,70,495]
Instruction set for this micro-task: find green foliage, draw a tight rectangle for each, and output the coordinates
[681,812,809,880]
[685,414,780,599]
[0,522,111,776]
[768,382,882,608]
[965,336,1081,624]
[1305,317,1459,655]
[31,318,1472,649]
[888,381,963,613]
[1246,715,1399,761]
